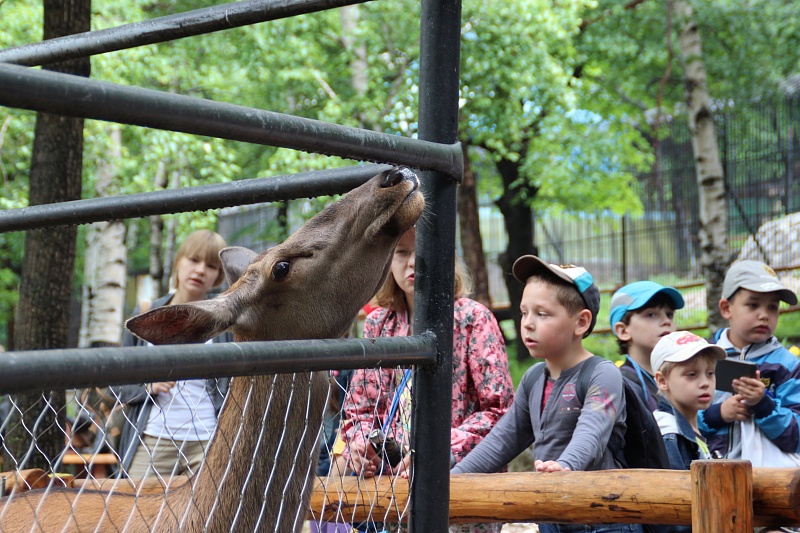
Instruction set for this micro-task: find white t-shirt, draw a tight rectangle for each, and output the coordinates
[144,340,218,442]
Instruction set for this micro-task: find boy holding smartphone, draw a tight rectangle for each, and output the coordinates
[699,260,800,460]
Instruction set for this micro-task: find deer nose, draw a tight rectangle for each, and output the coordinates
[381,167,412,188]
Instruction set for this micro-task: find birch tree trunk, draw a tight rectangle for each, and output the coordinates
[80,127,126,349]
[340,6,367,96]
[160,168,180,295]
[340,5,369,128]
[671,0,729,332]
[148,161,167,299]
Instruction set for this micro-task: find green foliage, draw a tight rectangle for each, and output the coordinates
[2,0,800,341]
[459,0,650,216]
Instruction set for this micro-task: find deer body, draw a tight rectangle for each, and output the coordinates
[0,167,424,532]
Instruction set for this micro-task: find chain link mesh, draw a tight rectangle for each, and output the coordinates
[0,368,416,532]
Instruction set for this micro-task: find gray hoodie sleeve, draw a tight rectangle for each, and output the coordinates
[451,364,540,474]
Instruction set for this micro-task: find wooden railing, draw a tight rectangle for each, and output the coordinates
[7,461,797,531]
[310,461,800,531]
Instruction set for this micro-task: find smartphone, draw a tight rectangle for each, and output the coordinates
[715,358,757,393]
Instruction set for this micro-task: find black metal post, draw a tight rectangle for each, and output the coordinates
[411,0,462,530]
[0,0,374,66]
[0,164,391,233]
[0,335,436,394]
[0,63,462,179]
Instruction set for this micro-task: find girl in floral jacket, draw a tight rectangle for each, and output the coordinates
[338,228,513,533]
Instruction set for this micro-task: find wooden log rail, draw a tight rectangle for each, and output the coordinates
[309,462,800,529]
[28,461,800,530]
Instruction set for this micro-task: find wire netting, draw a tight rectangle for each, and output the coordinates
[0,368,416,532]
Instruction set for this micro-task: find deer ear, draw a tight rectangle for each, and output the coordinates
[220,246,258,286]
[126,301,234,345]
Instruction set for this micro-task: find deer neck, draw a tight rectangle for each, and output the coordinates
[179,372,328,531]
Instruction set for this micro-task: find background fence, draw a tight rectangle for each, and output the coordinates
[471,97,800,318]
[216,97,800,311]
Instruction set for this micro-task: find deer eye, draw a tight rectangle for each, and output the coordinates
[272,261,290,279]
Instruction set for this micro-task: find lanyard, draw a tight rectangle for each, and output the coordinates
[382,368,412,433]
[626,355,656,404]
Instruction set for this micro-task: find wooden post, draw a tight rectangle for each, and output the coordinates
[691,460,752,532]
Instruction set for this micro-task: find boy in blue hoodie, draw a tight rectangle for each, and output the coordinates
[699,260,800,460]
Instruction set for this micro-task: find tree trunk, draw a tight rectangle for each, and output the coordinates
[340,5,368,97]
[457,143,491,306]
[149,161,167,299]
[277,201,290,241]
[5,0,91,471]
[495,156,538,362]
[671,0,729,332]
[160,168,181,296]
[80,127,126,349]
[340,5,370,128]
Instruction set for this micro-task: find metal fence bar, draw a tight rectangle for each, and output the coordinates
[0,164,391,233]
[410,0,462,530]
[0,0,374,66]
[0,334,437,394]
[0,63,463,179]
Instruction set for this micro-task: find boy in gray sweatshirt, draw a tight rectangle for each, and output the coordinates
[452,255,638,533]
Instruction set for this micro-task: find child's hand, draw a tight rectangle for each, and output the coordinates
[733,370,766,406]
[147,381,176,395]
[392,452,412,479]
[720,393,751,422]
[534,460,570,473]
[348,439,380,478]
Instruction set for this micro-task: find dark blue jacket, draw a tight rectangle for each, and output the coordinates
[655,397,709,471]
[654,397,711,533]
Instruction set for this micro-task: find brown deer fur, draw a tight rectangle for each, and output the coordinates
[0,167,424,532]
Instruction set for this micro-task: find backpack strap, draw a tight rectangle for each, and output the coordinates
[574,356,627,466]
[525,362,547,389]
[574,356,603,401]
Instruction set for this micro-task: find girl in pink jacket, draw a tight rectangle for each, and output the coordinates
[339,228,513,533]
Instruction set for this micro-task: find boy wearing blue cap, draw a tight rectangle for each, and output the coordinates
[610,281,685,412]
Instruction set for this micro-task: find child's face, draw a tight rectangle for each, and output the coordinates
[390,230,416,302]
[175,254,220,301]
[519,280,586,359]
[719,289,780,347]
[617,304,676,355]
[656,356,716,416]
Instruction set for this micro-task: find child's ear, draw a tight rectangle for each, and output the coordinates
[575,309,592,338]
[614,322,631,341]
[719,298,732,320]
[655,371,669,392]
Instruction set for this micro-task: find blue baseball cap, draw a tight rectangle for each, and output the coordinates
[609,281,685,333]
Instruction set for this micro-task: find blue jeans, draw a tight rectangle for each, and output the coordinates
[538,524,643,533]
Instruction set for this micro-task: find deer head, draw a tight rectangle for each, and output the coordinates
[127,167,424,344]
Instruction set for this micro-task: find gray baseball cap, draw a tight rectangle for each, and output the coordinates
[722,260,797,305]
